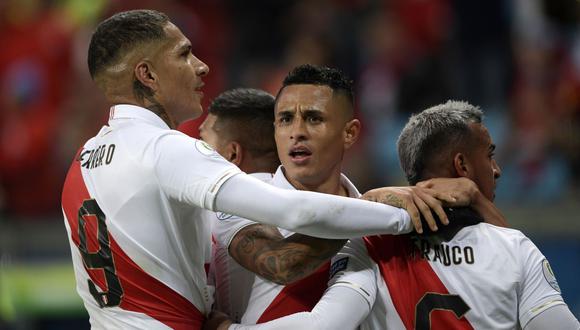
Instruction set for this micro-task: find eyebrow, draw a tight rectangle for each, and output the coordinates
[276,108,323,117]
[302,109,323,116]
[276,110,294,117]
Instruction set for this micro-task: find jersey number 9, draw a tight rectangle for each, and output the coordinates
[77,199,123,308]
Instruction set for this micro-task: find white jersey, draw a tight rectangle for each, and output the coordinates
[330,208,565,329]
[211,167,360,324]
[61,105,241,329]
[205,172,274,304]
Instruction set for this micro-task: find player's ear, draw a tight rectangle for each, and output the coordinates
[228,141,243,167]
[344,119,361,149]
[453,153,471,178]
[134,60,159,93]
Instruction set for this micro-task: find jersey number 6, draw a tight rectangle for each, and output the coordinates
[415,293,470,329]
[77,199,123,308]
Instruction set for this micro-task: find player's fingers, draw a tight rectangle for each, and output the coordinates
[416,180,432,188]
[416,189,449,225]
[426,188,457,205]
[412,193,438,232]
[360,190,379,202]
[404,200,423,234]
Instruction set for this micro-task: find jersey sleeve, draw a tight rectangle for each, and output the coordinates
[327,237,378,310]
[517,235,566,327]
[523,304,580,330]
[153,134,241,210]
[228,285,369,330]
[211,213,258,249]
[214,174,413,239]
[211,173,274,248]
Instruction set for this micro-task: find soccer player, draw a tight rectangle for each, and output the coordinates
[199,88,280,174]
[198,87,279,273]
[223,101,579,329]
[61,10,447,329]
[207,66,505,326]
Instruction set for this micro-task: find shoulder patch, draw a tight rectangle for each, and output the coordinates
[215,212,234,221]
[542,259,561,293]
[330,257,349,279]
[195,139,220,157]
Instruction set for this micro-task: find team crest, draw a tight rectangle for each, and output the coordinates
[542,259,561,292]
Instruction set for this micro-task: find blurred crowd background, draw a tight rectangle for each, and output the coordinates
[0,0,579,328]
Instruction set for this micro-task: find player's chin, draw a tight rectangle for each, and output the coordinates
[188,101,204,118]
[177,104,203,123]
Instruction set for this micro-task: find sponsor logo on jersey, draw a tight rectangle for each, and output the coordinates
[216,212,234,221]
[330,257,349,279]
[542,259,561,292]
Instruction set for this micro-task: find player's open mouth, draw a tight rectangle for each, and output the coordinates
[194,83,205,95]
[289,146,312,164]
[194,85,204,98]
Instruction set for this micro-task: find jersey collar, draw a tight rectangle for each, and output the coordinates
[108,104,170,130]
[271,166,361,198]
[417,207,484,242]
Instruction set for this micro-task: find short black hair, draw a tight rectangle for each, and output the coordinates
[278,64,355,106]
[209,88,278,159]
[88,9,169,79]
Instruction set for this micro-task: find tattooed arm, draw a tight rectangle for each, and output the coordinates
[223,179,471,284]
[228,224,346,285]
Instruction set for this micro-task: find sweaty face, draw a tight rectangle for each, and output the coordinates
[152,23,209,125]
[465,123,502,201]
[274,84,352,188]
[199,114,227,157]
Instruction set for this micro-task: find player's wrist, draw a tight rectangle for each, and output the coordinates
[470,188,486,211]
[457,178,480,206]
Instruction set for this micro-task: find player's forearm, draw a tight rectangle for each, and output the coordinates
[215,174,412,239]
[230,224,346,285]
[471,191,509,227]
[227,286,368,330]
[262,234,346,284]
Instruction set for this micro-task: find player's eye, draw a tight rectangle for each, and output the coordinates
[307,116,323,124]
[278,116,292,125]
[181,45,193,58]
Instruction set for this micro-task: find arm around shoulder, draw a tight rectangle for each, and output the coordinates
[214,174,413,239]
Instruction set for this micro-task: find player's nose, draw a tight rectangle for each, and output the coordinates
[493,159,501,179]
[193,56,209,76]
[289,118,308,141]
